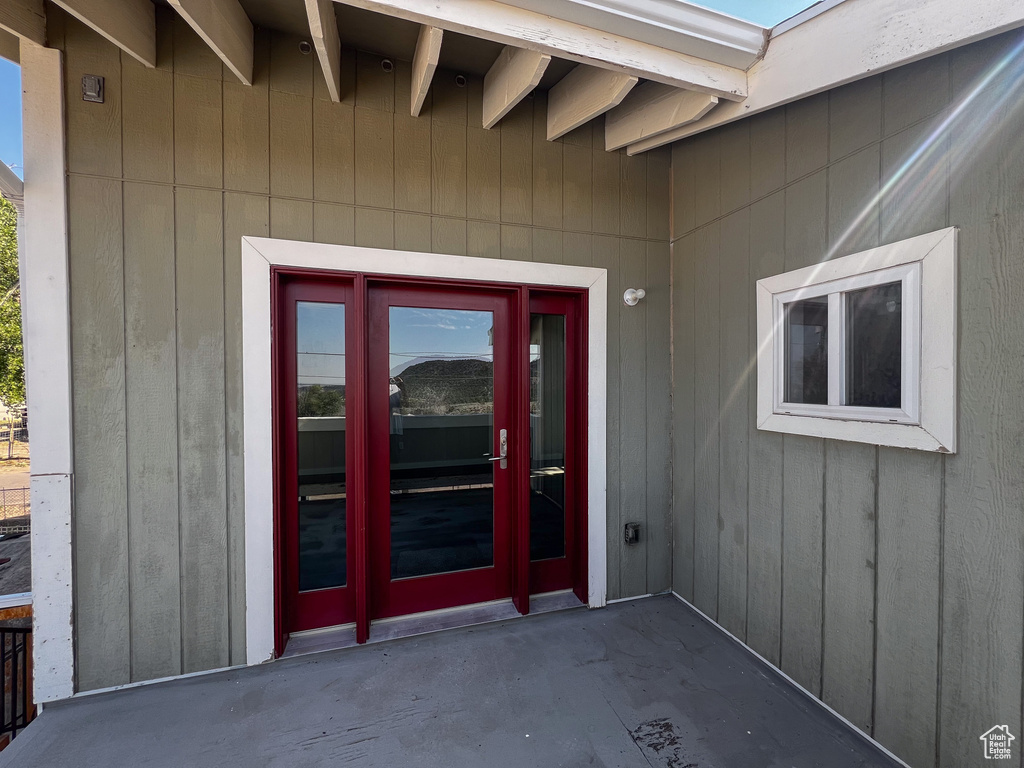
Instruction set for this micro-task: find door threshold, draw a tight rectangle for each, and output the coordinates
[281,590,585,659]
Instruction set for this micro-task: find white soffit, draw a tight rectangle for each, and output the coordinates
[502,0,768,70]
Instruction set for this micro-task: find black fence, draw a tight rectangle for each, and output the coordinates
[0,624,32,743]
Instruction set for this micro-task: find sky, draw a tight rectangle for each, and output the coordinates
[702,0,818,26]
[296,304,495,387]
[0,59,21,180]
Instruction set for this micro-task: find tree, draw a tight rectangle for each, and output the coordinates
[0,198,22,408]
[297,384,343,417]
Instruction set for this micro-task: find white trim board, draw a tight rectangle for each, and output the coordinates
[21,41,76,704]
[242,239,609,666]
[627,0,1024,152]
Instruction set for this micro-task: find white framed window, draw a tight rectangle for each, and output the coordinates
[756,227,957,453]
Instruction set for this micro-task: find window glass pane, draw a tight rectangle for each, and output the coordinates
[296,301,347,592]
[388,307,495,580]
[784,297,828,405]
[845,281,902,408]
[529,314,566,562]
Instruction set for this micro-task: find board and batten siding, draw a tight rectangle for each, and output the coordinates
[671,30,1024,768]
[53,6,672,693]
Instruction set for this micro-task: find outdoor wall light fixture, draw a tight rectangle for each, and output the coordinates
[623,288,646,306]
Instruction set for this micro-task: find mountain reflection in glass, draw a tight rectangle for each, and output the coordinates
[387,307,495,580]
[529,314,566,562]
[784,297,829,405]
[845,282,902,408]
[296,302,347,592]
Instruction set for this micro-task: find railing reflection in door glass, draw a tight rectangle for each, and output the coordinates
[0,625,33,747]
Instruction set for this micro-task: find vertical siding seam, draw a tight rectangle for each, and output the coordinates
[690,237,697,601]
[743,131,752,643]
[714,145,722,620]
[643,242,650,593]
[668,157,674,593]
[935,456,946,768]
[819,440,827,699]
[222,189,233,664]
[171,16,184,678]
[220,56,233,667]
[778,435,785,668]
[818,106,831,700]
[779,105,789,672]
[870,446,880,737]
[118,50,133,681]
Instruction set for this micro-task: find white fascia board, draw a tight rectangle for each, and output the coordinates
[628,0,1024,151]
[502,0,767,70]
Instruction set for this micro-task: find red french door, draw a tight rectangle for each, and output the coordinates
[278,276,357,632]
[275,270,587,649]
[367,284,516,618]
[527,292,587,600]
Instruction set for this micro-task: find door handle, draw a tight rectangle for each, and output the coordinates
[487,429,508,469]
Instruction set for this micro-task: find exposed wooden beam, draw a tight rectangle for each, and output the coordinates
[627,0,1024,151]
[51,0,155,67]
[330,0,747,101]
[306,0,342,102]
[0,29,20,64]
[546,66,637,141]
[0,0,44,46]
[605,83,717,151]
[410,25,443,117]
[483,46,549,129]
[169,0,254,85]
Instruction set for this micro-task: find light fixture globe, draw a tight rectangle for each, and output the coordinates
[623,288,646,306]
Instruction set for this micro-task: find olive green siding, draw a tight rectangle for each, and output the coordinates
[55,7,672,693]
[672,30,1024,768]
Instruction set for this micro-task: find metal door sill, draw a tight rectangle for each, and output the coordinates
[281,590,585,659]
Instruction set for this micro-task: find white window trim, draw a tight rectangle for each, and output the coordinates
[771,261,921,424]
[241,237,609,666]
[756,227,957,453]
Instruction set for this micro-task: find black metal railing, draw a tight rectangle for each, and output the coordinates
[0,624,33,743]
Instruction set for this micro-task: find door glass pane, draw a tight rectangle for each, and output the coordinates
[530,314,566,561]
[388,307,495,580]
[296,302,347,592]
[845,281,902,408]
[784,297,828,405]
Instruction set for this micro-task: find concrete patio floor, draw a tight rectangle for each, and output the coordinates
[2,595,901,767]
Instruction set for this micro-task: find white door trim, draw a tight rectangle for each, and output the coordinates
[241,237,608,665]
